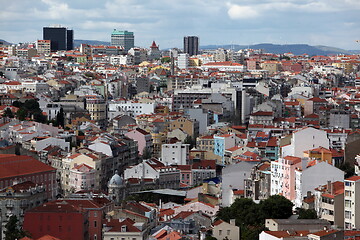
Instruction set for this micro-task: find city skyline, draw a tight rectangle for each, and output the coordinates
[1,0,360,50]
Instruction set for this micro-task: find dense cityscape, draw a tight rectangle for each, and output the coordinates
[0,23,360,240]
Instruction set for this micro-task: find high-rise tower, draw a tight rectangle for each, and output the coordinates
[43,25,73,51]
[111,30,134,51]
[183,36,199,56]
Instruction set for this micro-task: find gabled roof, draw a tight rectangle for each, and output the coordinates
[0,154,55,179]
[104,218,141,233]
[263,230,309,238]
[346,176,360,182]
[213,219,224,226]
[251,111,273,116]
[172,211,195,220]
[308,229,340,237]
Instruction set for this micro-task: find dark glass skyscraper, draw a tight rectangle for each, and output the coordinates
[43,26,73,51]
[184,36,199,56]
[66,29,74,50]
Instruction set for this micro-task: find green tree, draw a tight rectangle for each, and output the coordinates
[12,101,23,108]
[16,108,28,121]
[297,208,318,219]
[338,162,355,178]
[216,196,293,240]
[260,195,293,220]
[4,215,29,240]
[33,112,47,123]
[142,147,152,159]
[204,236,217,240]
[161,57,171,63]
[23,99,40,111]
[15,143,21,155]
[3,108,14,118]
[56,107,65,128]
[184,135,196,149]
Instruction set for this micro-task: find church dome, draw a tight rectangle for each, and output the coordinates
[109,170,123,186]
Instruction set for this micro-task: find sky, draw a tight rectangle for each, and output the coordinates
[1,0,360,50]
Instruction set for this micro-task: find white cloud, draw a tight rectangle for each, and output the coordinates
[227,3,259,19]
[80,21,134,30]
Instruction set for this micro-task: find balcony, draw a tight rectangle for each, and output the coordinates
[20,201,29,208]
[5,201,14,208]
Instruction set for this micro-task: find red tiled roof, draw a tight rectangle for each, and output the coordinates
[226,146,241,152]
[304,146,332,154]
[307,97,327,103]
[346,176,360,182]
[309,229,339,237]
[105,218,141,233]
[264,231,309,238]
[251,111,273,116]
[203,61,243,66]
[233,190,244,195]
[192,160,216,169]
[172,211,195,220]
[213,219,224,226]
[283,156,301,164]
[0,154,55,179]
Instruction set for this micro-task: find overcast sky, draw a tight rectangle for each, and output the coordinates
[1,0,360,50]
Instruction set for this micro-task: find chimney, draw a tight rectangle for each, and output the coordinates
[306,191,311,198]
[230,219,236,226]
[327,181,331,193]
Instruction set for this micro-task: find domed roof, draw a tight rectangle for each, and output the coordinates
[109,170,123,186]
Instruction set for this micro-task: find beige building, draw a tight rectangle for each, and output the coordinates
[151,131,166,158]
[344,176,360,230]
[307,229,344,240]
[168,116,199,138]
[332,62,355,74]
[213,219,239,240]
[196,135,222,162]
[85,95,107,127]
[103,218,147,240]
[36,40,51,55]
[260,61,281,74]
[314,181,344,228]
[16,48,37,58]
[265,219,331,232]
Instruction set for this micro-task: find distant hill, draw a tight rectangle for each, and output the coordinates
[201,43,358,56]
[0,39,12,45]
[74,39,110,47]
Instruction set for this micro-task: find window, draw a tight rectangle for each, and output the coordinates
[345,190,352,197]
[94,221,97,227]
[219,230,222,236]
[345,211,352,219]
[227,230,231,235]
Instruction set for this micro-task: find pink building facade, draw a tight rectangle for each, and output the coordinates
[125,128,152,156]
[69,163,96,192]
[271,156,302,201]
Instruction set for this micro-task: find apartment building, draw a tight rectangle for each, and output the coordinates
[344,176,360,230]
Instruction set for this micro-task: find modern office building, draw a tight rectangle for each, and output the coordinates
[66,29,74,50]
[184,36,199,56]
[111,29,134,51]
[43,26,73,51]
